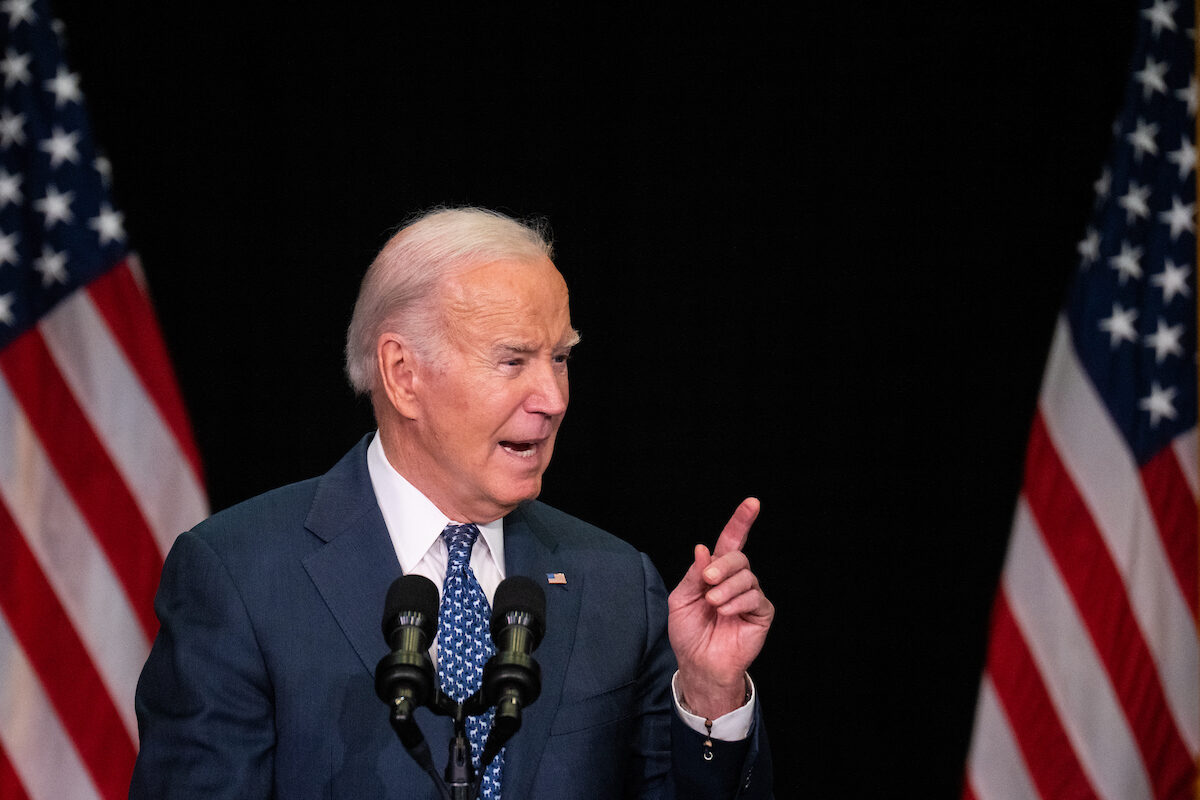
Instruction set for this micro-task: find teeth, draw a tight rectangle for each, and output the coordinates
[501,443,537,459]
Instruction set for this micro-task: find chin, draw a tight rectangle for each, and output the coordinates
[496,479,543,510]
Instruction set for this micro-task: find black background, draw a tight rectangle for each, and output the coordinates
[50,3,1144,795]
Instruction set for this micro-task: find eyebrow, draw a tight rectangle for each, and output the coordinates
[496,331,581,356]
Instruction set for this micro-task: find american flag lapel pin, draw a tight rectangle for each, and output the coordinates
[546,572,567,585]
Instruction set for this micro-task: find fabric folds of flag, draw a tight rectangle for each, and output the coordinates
[963,2,1199,799]
[0,2,207,799]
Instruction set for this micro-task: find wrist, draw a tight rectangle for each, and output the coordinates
[676,672,751,719]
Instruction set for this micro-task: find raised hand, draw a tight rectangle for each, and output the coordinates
[668,497,774,719]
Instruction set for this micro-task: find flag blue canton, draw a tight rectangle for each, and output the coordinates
[0,0,127,351]
[1069,0,1197,465]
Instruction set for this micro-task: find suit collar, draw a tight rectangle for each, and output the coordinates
[303,434,382,544]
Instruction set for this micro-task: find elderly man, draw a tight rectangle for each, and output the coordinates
[130,207,774,799]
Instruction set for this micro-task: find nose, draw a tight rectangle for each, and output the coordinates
[525,360,568,417]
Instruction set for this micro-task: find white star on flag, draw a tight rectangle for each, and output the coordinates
[0,46,29,87]
[0,0,34,29]
[1098,302,1140,347]
[0,167,21,206]
[32,242,66,286]
[1167,135,1196,178]
[1150,259,1192,302]
[1109,241,1145,283]
[1077,227,1101,266]
[1145,317,1185,362]
[43,64,80,108]
[1135,56,1170,99]
[33,183,72,226]
[1138,381,1179,426]
[1177,76,1198,116]
[1143,0,1179,36]
[1128,118,1160,160]
[1158,195,1195,239]
[1119,181,1152,222]
[88,203,125,245]
[0,107,22,146]
[94,154,112,185]
[39,124,79,168]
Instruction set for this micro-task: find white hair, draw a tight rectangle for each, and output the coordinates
[344,206,554,396]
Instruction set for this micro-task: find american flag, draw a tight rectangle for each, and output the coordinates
[0,2,207,798]
[963,1,1199,798]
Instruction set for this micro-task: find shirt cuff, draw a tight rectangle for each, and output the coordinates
[670,671,755,741]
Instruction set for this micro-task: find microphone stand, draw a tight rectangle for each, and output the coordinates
[428,689,507,800]
[433,691,475,800]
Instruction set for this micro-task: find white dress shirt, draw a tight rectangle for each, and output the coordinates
[365,433,753,740]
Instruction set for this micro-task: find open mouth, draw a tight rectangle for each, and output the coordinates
[500,441,539,459]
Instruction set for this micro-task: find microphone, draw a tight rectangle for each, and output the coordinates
[481,576,546,743]
[375,574,439,745]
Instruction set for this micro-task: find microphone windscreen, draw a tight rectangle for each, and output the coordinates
[491,575,546,643]
[381,574,440,643]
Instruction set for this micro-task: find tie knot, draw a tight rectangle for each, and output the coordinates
[442,523,480,568]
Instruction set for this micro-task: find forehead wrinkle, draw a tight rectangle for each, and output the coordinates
[438,277,523,348]
[436,258,573,357]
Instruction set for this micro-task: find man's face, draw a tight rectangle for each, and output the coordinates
[405,257,577,523]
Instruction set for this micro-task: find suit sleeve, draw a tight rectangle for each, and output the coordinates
[637,554,774,799]
[129,531,275,799]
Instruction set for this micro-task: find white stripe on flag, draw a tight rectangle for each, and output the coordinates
[1039,316,1200,752]
[0,373,148,741]
[0,612,101,800]
[1172,427,1199,499]
[1006,497,1153,800]
[39,290,207,556]
[965,676,1040,800]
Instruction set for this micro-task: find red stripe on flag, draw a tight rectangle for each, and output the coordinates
[0,498,136,800]
[985,590,1097,799]
[1024,412,1193,799]
[86,259,205,486]
[1139,445,1199,618]
[960,778,978,800]
[0,745,31,800]
[0,327,161,639]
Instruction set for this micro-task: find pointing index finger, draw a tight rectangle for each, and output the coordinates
[712,497,760,557]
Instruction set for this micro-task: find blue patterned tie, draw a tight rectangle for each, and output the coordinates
[439,523,503,798]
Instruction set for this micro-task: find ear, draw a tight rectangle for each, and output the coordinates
[377,333,421,419]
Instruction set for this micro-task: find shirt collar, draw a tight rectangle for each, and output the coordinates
[366,432,505,573]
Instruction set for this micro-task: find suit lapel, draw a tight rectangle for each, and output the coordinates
[499,502,583,799]
[301,435,402,676]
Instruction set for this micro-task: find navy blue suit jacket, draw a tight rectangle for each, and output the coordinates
[130,436,772,798]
